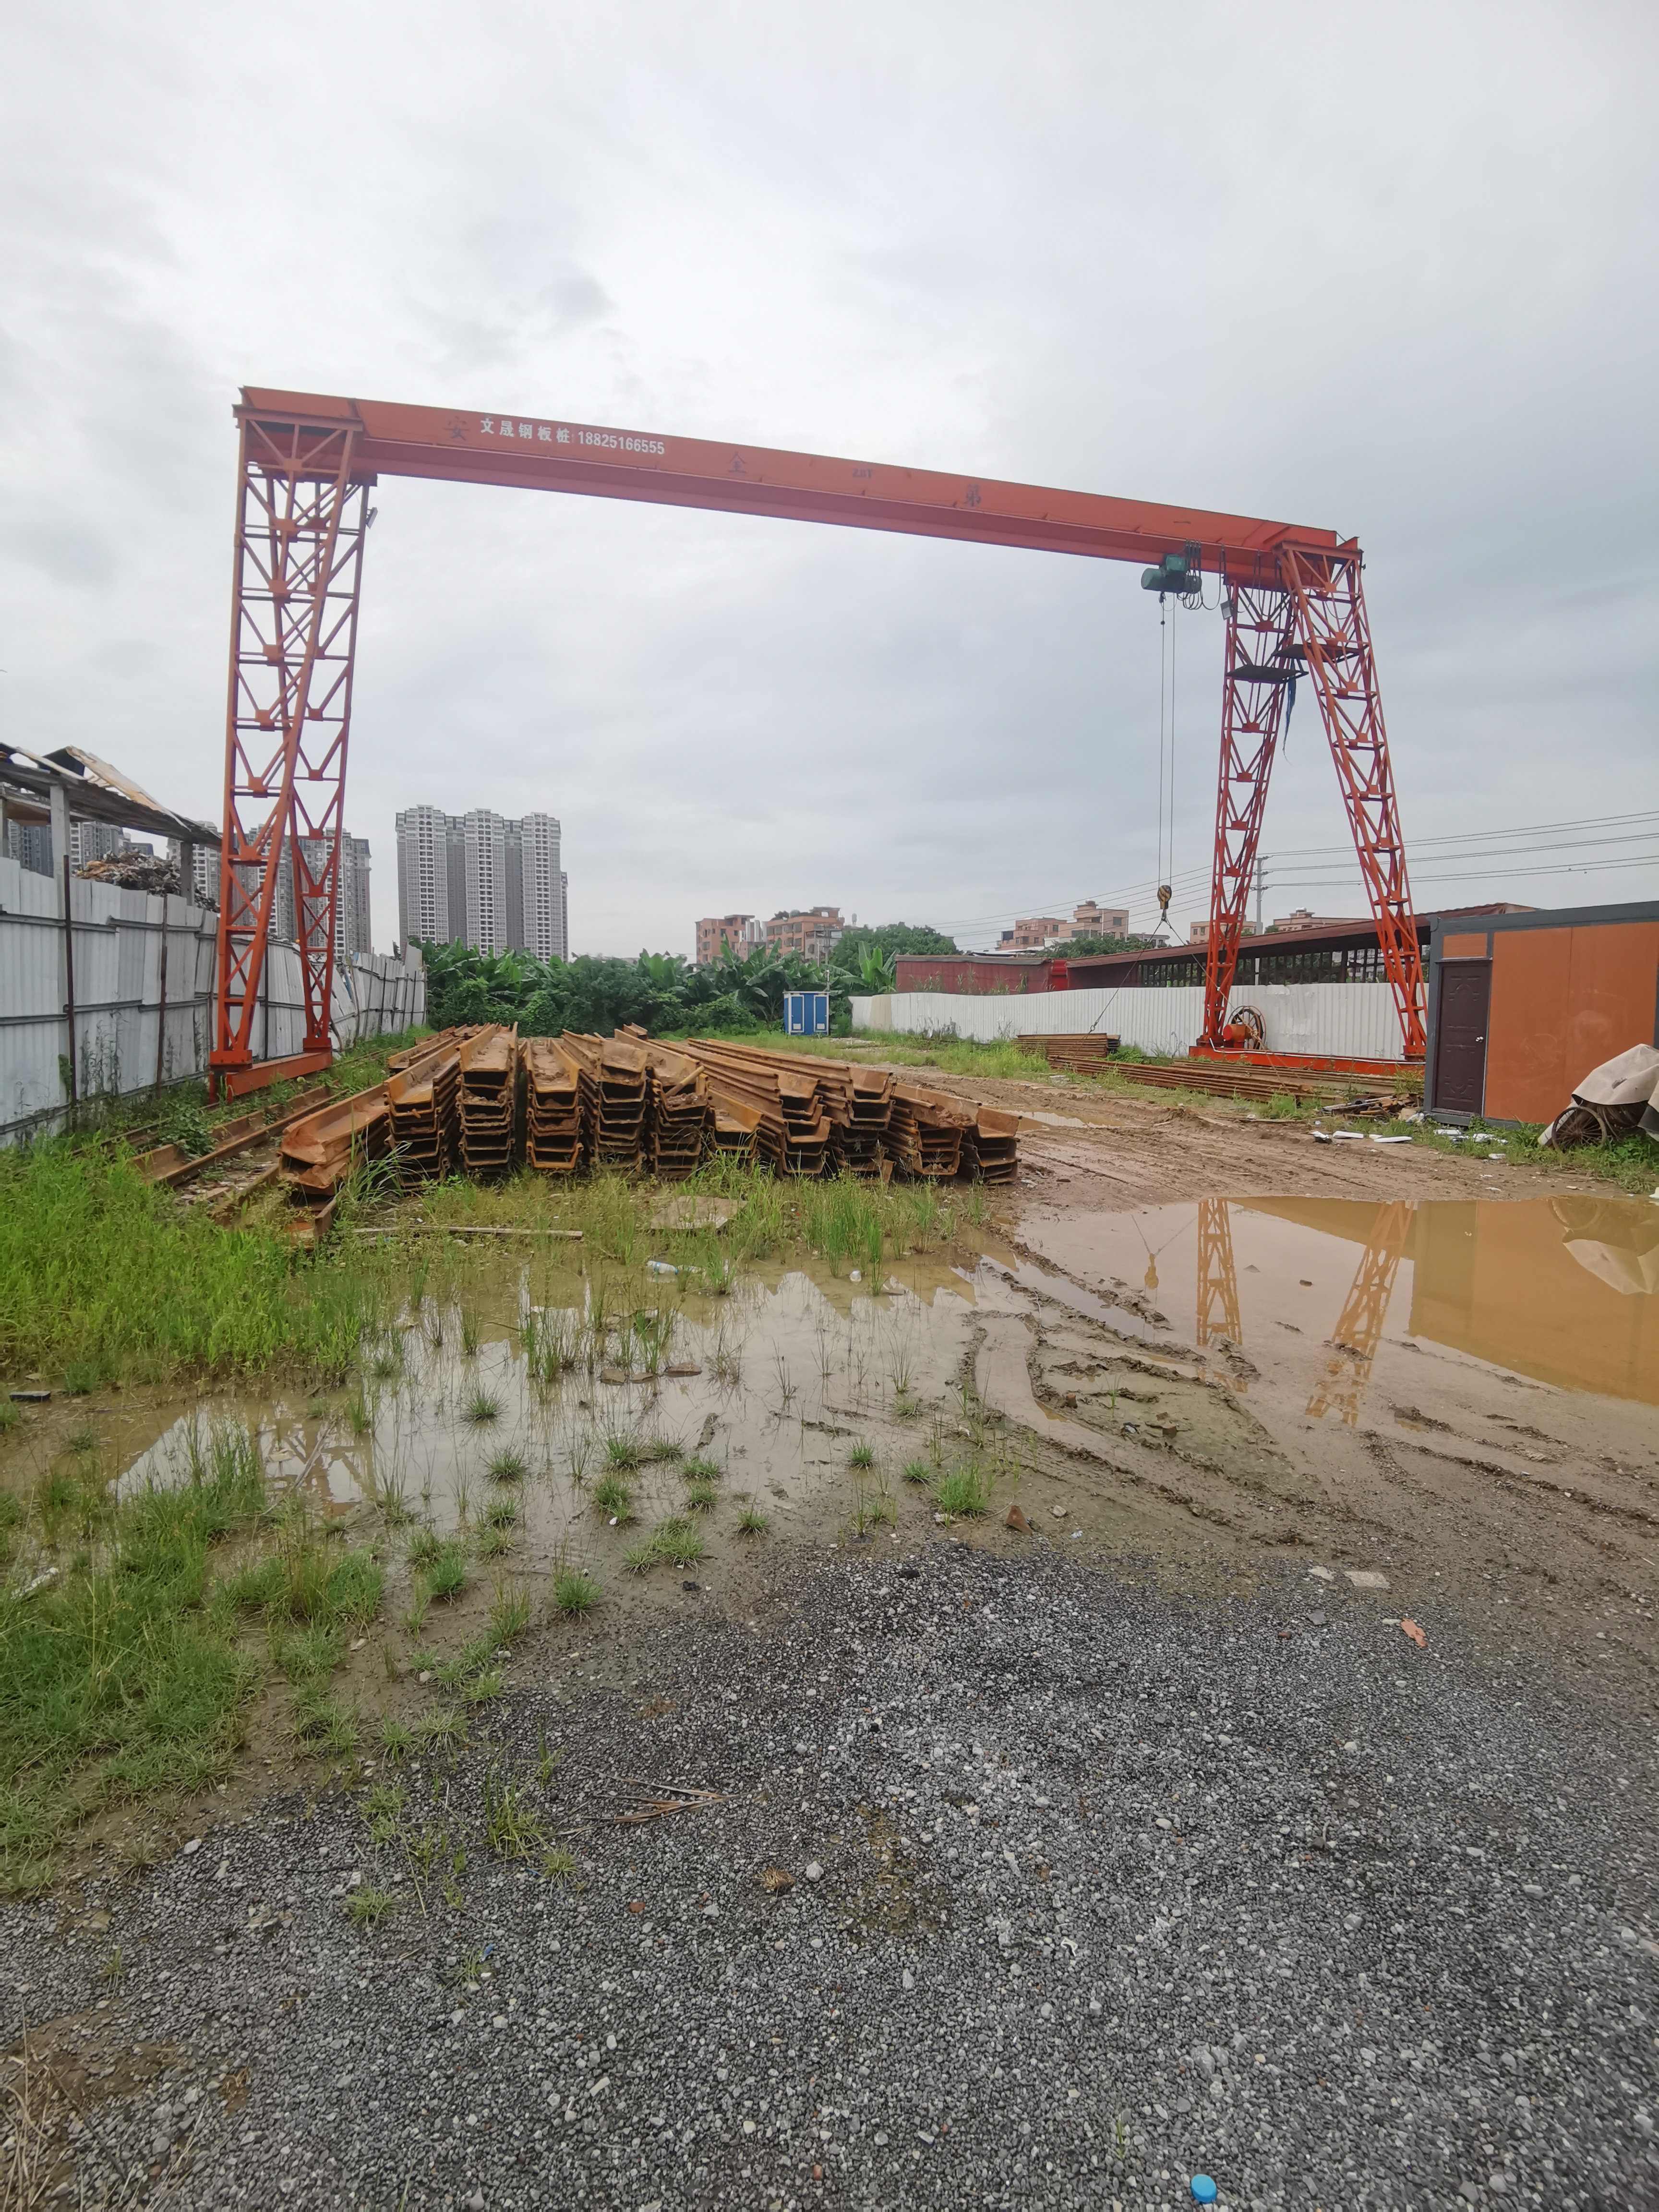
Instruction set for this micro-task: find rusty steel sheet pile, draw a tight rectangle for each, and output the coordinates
[959,1103,1021,1185]
[458,1024,518,1177]
[679,1040,827,1175]
[638,1041,711,1180]
[886,1080,972,1180]
[520,1038,585,1173]
[1027,1033,1121,1076]
[561,1033,650,1170]
[278,1082,393,1202]
[387,1035,462,1187]
[276,1030,1021,1222]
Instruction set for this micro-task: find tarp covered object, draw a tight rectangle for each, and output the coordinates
[1539,1043,1659,1148]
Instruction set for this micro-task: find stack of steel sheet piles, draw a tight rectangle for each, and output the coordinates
[279,1082,392,1204]
[682,1041,831,1175]
[886,1081,972,1179]
[829,1065,893,1181]
[1026,1033,1120,1075]
[563,1033,649,1168]
[458,1024,518,1176]
[638,1041,710,1178]
[387,1036,461,1187]
[521,1038,584,1173]
[959,1105,1021,1185]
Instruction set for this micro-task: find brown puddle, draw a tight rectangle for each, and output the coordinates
[1014,1193,1659,1410]
[87,1250,986,1583]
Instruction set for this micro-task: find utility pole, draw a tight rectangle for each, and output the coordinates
[1254,855,1265,938]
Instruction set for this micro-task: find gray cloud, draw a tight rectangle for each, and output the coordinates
[0,0,1653,954]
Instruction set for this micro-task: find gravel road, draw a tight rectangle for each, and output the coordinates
[5,1539,1654,2212]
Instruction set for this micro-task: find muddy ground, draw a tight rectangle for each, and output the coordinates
[3,1076,1656,2210]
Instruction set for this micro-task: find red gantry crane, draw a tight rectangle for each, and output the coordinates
[212,389,1424,1095]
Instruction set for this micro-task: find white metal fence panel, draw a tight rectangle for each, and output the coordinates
[851,979,1403,1060]
[1,854,426,1144]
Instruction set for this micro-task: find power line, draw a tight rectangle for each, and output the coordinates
[936,805,1659,938]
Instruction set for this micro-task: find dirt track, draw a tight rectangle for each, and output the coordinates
[913,1072,1616,1208]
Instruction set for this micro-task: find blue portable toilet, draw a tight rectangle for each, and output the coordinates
[784,990,829,1036]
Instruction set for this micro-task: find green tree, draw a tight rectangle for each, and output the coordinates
[1062,933,1160,957]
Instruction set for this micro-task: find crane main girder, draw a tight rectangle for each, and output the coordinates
[212,389,1426,1084]
[238,387,1348,573]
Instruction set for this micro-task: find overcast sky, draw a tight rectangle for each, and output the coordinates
[2,2,1654,956]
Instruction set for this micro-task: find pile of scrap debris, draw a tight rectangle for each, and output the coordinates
[275,1024,1022,1228]
[76,850,185,896]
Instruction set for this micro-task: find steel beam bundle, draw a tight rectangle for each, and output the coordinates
[387,1035,461,1187]
[458,1025,518,1176]
[521,1038,584,1173]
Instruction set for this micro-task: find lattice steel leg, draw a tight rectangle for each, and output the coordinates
[212,409,369,1082]
[1201,585,1298,1047]
[1282,553,1426,1059]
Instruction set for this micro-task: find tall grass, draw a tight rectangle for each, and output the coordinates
[0,1143,375,1383]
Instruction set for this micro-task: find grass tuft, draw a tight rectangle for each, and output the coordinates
[736,1499,769,1536]
[345,1885,397,1928]
[552,1564,600,1616]
[422,1542,469,1602]
[592,1473,633,1521]
[937,1464,992,1517]
[462,1389,501,1425]
[489,1581,532,1643]
[651,1517,705,1568]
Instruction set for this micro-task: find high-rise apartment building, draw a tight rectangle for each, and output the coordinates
[395,806,567,961]
[72,821,151,872]
[269,833,373,964]
[167,838,222,906]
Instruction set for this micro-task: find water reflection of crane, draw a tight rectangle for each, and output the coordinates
[1195,1199,1244,1377]
[1305,1201,1416,1425]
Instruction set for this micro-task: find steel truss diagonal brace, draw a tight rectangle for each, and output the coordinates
[1201,584,1298,1047]
[1195,1197,1243,1353]
[211,414,370,1075]
[1281,552,1426,1059]
[1305,1200,1414,1425]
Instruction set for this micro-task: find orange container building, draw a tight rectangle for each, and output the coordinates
[1425,900,1659,1124]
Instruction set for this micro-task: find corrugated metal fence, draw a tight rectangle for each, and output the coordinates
[851,980,1404,1061]
[0,853,425,1144]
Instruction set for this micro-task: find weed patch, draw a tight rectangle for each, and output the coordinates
[0,1422,265,1887]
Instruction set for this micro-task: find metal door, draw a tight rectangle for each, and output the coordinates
[1433,961,1491,1116]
